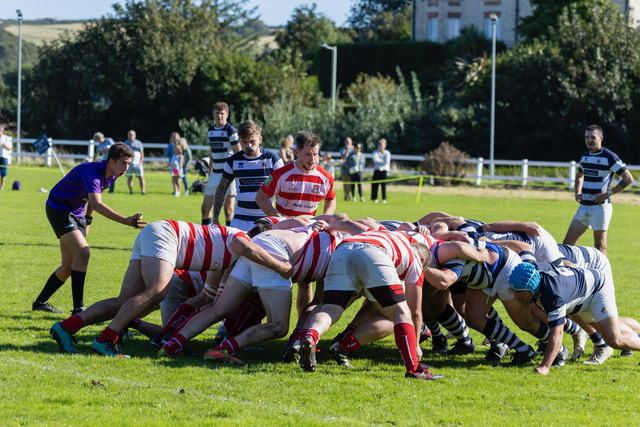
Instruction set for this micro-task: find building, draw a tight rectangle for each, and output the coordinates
[413,0,640,47]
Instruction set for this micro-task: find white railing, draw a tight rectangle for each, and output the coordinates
[9,138,640,188]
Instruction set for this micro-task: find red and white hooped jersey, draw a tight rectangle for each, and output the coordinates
[174,270,208,297]
[165,220,249,271]
[340,230,436,285]
[260,162,336,217]
[292,231,348,283]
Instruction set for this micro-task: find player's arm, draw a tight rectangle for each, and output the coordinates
[610,169,634,196]
[534,322,564,375]
[489,239,533,254]
[231,236,292,278]
[423,266,459,290]
[436,241,489,264]
[255,188,282,217]
[574,171,584,203]
[212,176,233,225]
[324,219,370,235]
[430,230,472,242]
[322,197,337,215]
[87,192,147,229]
[482,221,542,237]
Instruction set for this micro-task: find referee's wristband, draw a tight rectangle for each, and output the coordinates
[85,215,94,225]
[607,190,614,198]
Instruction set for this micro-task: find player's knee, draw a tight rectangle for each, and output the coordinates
[465,314,486,332]
[75,246,91,263]
[267,320,289,339]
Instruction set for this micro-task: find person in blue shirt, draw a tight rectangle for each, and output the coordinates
[33,142,147,314]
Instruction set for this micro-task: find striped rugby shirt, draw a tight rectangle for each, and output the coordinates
[578,148,627,205]
[291,231,348,283]
[223,150,284,222]
[260,162,336,217]
[207,122,239,174]
[165,220,249,271]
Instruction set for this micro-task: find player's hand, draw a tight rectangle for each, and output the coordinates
[533,365,549,375]
[313,220,329,232]
[593,192,608,204]
[523,222,542,237]
[574,193,583,203]
[279,261,294,279]
[417,225,430,236]
[129,212,147,229]
[416,345,423,361]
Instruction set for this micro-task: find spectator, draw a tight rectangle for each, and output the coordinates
[339,137,354,201]
[0,125,12,191]
[278,137,295,164]
[346,142,366,202]
[180,138,192,195]
[371,138,391,204]
[169,142,183,197]
[124,130,146,195]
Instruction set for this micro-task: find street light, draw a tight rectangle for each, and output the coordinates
[320,43,337,128]
[16,9,23,162]
[489,13,498,181]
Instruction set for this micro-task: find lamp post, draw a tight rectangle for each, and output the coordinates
[489,13,498,181]
[16,9,23,162]
[320,43,337,128]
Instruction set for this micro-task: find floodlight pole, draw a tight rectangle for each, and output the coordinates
[489,13,498,181]
[17,9,23,162]
[321,43,337,129]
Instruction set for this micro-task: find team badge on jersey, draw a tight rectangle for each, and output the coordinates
[311,184,321,195]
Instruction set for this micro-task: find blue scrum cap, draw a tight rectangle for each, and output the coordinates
[509,262,541,294]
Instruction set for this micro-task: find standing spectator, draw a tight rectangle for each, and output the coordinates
[92,132,117,193]
[255,131,336,217]
[278,137,295,164]
[346,142,366,202]
[169,142,183,197]
[340,137,354,201]
[124,130,146,195]
[201,102,240,225]
[32,142,146,314]
[0,125,12,191]
[371,138,391,203]
[562,124,634,255]
[180,138,192,195]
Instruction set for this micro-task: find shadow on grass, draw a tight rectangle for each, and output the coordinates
[0,241,130,252]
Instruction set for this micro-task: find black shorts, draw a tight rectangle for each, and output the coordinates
[46,205,87,239]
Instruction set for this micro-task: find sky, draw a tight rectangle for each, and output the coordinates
[1,0,353,27]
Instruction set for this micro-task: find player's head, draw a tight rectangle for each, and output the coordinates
[107,142,134,176]
[247,220,273,238]
[212,102,229,126]
[294,131,322,172]
[237,120,262,157]
[509,262,541,296]
[411,243,432,271]
[585,124,603,153]
[93,132,105,143]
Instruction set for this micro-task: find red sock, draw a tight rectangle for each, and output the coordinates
[295,329,308,341]
[220,338,240,355]
[171,308,200,337]
[339,334,362,353]
[163,333,187,355]
[97,327,119,344]
[343,323,357,336]
[129,317,142,329]
[288,328,302,341]
[161,303,196,335]
[394,322,419,373]
[60,314,84,335]
[228,300,266,338]
[306,329,320,344]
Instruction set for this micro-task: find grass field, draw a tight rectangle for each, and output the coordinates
[1,165,639,425]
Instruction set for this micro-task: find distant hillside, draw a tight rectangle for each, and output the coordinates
[0,20,87,46]
[0,28,39,74]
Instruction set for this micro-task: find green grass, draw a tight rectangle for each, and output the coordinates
[2,165,640,425]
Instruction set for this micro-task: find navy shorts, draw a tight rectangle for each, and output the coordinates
[0,158,7,177]
[46,205,87,239]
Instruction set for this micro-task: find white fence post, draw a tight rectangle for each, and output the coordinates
[88,139,95,161]
[569,160,576,190]
[522,159,528,187]
[46,138,53,166]
[475,157,484,186]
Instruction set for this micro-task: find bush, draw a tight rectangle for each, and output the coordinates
[422,141,470,185]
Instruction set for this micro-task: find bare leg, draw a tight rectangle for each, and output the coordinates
[593,230,607,255]
[201,195,214,221]
[563,219,588,246]
[596,316,640,350]
[234,289,292,348]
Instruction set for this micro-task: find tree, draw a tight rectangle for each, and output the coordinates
[519,0,590,41]
[347,0,411,42]
[275,4,351,54]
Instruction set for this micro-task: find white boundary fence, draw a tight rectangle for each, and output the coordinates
[9,138,640,189]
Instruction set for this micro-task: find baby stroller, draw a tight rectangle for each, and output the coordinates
[190,158,210,194]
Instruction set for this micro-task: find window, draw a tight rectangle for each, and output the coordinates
[428,17,439,41]
[447,17,460,39]
[484,16,501,40]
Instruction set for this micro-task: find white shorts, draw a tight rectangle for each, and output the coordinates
[125,163,144,177]
[230,233,292,291]
[531,228,563,264]
[204,172,237,197]
[573,203,613,231]
[130,221,178,266]
[230,217,256,232]
[159,274,196,313]
[578,271,618,323]
[324,242,403,303]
